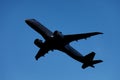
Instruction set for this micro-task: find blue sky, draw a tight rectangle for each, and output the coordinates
[0,0,120,80]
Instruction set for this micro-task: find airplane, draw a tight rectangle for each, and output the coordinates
[25,19,103,69]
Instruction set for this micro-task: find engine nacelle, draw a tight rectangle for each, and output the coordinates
[34,39,43,48]
[53,30,64,39]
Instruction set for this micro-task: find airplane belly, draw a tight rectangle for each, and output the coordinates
[59,45,84,63]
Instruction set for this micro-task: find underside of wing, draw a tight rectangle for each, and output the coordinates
[35,48,49,60]
[25,19,53,40]
[64,32,103,43]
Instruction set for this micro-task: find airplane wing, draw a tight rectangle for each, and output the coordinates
[35,48,49,60]
[64,32,103,43]
[25,19,53,40]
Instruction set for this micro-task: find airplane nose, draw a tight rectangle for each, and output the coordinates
[25,19,29,23]
[25,19,35,24]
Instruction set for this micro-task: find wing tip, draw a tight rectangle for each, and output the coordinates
[96,32,104,34]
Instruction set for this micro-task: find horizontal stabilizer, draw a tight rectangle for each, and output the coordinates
[81,52,103,69]
[92,60,103,64]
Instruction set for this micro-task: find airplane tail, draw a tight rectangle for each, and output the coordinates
[81,52,103,69]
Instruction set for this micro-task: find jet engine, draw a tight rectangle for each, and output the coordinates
[53,30,64,39]
[34,39,43,48]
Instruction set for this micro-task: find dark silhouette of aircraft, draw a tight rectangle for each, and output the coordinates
[25,19,103,69]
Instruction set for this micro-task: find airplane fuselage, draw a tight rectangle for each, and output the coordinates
[35,30,84,62]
